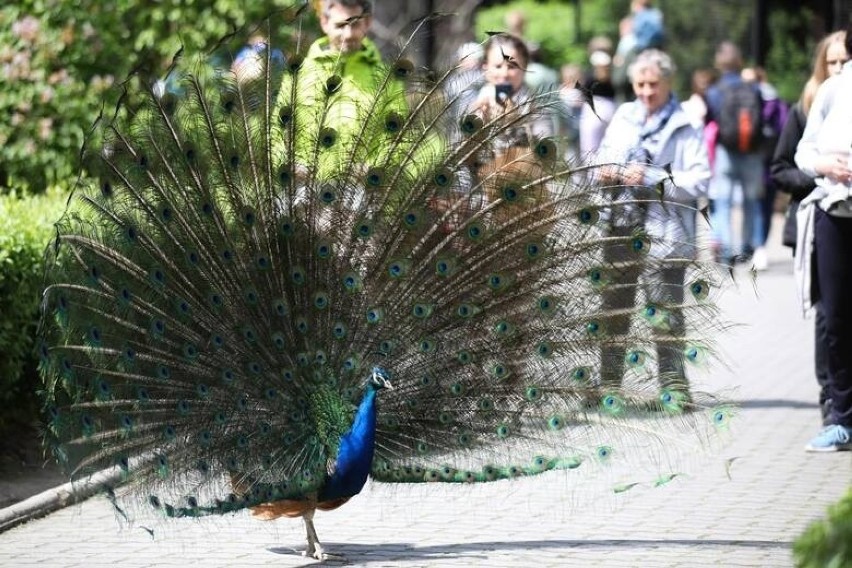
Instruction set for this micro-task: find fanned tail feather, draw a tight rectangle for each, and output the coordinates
[38,9,734,522]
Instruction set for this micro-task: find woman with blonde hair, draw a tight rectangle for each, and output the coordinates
[770,30,848,431]
[801,31,848,116]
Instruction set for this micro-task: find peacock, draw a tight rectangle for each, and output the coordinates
[37,6,733,561]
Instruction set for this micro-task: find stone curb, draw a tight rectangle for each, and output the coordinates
[0,468,121,533]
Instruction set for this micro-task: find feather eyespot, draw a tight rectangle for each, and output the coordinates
[490,364,510,380]
[366,308,383,324]
[365,167,384,187]
[160,93,177,115]
[578,208,599,224]
[690,279,710,300]
[313,292,329,310]
[319,127,337,148]
[534,138,557,160]
[459,113,483,135]
[325,75,342,95]
[355,219,374,238]
[466,223,484,241]
[221,93,237,113]
[384,112,403,133]
[393,58,414,79]
[333,323,347,339]
[433,167,453,187]
[501,184,520,202]
[286,54,303,72]
[412,303,432,318]
[632,236,651,253]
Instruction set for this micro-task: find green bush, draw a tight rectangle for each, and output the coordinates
[0,189,67,436]
[794,487,852,568]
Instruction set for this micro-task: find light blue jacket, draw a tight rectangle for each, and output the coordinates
[596,99,711,259]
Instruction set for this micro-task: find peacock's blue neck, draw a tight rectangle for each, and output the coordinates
[318,383,379,501]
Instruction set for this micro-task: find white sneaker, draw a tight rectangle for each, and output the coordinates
[751,247,768,271]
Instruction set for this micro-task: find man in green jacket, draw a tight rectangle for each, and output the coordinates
[282,0,411,182]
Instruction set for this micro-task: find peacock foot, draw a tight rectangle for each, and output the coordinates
[303,541,346,562]
[303,513,346,562]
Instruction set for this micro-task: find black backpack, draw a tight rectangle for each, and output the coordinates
[717,81,763,153]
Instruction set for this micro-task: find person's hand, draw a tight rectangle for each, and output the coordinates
[621,163,646,186]
[815,152,852,185]
[596,164,621,184]
[471,85,515,124]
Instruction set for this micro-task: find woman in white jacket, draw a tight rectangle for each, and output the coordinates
[595,48,711,399]
[794,27,852,452]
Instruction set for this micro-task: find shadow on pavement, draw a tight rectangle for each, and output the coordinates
[267,537,791,565]
[736,399,821,410]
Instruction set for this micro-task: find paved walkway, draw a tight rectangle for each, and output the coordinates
[1,218,851,567]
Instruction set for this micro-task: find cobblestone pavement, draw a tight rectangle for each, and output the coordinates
[1,224,850,567]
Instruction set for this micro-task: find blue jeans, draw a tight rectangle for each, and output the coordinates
[710,146,765,260]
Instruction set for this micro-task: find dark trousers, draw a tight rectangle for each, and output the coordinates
[600,224,687,392]
[814,209,852,427]
[814,303,831,424]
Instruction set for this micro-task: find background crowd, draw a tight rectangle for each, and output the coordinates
[459,1,852,453]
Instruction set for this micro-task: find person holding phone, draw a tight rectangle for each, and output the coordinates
[439,32,557,235]
[467,32,555,158]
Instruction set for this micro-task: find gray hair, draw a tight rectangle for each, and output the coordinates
[628,49,676,81]
[322,0,373,15]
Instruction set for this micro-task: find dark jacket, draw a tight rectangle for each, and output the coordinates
[769,102,816,249]
[770,102,816,201]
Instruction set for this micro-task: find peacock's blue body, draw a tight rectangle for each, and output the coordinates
[319,370,384,502]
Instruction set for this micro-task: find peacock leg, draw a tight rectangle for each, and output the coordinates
[302,509,344,561]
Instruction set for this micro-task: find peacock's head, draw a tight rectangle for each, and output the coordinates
[369,366,393,391]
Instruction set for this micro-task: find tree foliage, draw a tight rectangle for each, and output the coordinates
[0,1,317,194]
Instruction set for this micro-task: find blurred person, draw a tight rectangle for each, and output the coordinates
[681,68,718,171]
[445,41,485,121]
[232,33,285,84]
[794,25,852,452]
[630,0,665,52]
[525,44,559,94]
[558,63,585,162]
[705,41,765,266]
[771,30,848,428]
[468,33,554,154]
[681,68,715,128]
[595,49,711,396]
[465,33,555,230]
[504,9,527,38]
[579,48,617,156]
[612,0,665,103]
[278,0,410,182]
[741,66,788,271]
[503,9,558,94]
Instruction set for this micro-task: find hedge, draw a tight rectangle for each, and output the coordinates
[0,189,67,437]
